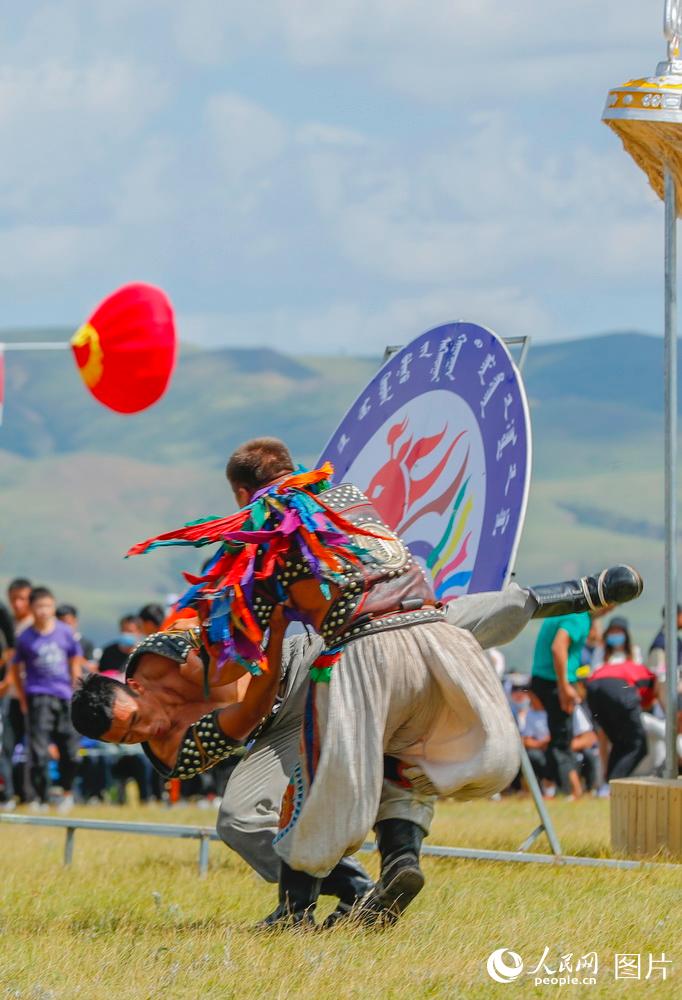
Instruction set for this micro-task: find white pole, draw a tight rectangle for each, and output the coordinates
[2,342,69,351]
[663,164,679,780]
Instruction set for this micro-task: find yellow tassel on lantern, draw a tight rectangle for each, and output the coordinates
[71,323,104,388]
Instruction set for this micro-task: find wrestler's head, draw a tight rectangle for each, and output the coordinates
[70,672,172,744]
[226,437,294,507]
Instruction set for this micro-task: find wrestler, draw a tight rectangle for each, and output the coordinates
[71,614,375,919]
[125,437,643,928]
[72,611,286,780]
[74,574,641,927]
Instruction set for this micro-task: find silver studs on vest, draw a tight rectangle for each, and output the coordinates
[171,711,241,780]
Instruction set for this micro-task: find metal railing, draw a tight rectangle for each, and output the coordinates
[2,813,679,876]
[1,813,218,875]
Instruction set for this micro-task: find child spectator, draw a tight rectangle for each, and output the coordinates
[13,587,83,811]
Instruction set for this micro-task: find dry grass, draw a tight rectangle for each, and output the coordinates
[1,797,681,999]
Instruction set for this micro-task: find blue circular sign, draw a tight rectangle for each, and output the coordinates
[318,322,532,598]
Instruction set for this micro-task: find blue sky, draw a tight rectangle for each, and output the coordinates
[0,1,670,353]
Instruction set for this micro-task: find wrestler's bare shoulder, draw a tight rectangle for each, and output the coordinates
[135,651,244,705]
[178,657,250,702]
[288,578,340,632]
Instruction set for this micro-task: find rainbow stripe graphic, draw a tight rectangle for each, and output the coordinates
[426,471,473,601]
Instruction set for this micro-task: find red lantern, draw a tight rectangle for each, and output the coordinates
[71,283,176,414]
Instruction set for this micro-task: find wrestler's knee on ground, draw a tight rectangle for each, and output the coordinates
[216,797,281,883]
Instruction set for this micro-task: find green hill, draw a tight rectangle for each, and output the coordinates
[0,329,677,664]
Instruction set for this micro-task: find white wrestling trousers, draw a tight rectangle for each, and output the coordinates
[273,620,519,877]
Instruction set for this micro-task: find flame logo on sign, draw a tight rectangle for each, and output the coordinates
[364,417,473,601]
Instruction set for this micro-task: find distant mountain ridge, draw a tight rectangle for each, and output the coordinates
[0,329,673,463]
[0,329,677,657]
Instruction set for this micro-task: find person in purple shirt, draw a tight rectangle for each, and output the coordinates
[13,587,83,810]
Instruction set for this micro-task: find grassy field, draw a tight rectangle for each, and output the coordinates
[2,798,681,999]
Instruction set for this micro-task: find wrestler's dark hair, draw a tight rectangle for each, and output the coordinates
[8,577,32,594]
[29,586,54,605]
[226,437,295,494]
[71,672,134,740]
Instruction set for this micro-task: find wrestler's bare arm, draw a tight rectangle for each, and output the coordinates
[177,653,249,703]
[165,614,249,686]
[213,608,288,741]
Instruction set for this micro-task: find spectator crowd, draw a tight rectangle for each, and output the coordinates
[0,578,226,812]
[504,607,682,799]
[2,574,681,811]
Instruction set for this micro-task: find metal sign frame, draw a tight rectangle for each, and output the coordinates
[376,332,561,858]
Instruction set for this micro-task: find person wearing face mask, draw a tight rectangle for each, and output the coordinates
[509,684,551,791]
[585,617,657,781]
[97,615,142,677]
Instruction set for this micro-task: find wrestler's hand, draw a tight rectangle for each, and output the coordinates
[558,683,579,715]
[268,605,288,639]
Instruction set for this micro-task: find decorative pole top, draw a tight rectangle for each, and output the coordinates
[601,1,682,213]
[602,1,682,127]
[658,0,682,75]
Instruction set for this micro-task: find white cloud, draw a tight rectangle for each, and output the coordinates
[0,1,667,349]
[181,284,555,356]
[112,138,176,226]
[171,0,264,66]
[159,1,661,103]
[296,122,368,149]
[0,56,169,229]
[0,224,114,282]
[205,93,288,178]
[298,110,660,291]
[273,0,659,95]
[0,58,166,127]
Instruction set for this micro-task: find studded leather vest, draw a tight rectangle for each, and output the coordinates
[141,710,246,780]
[251,482,444,648]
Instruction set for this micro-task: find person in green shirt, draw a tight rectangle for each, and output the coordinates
[531,610,609,796]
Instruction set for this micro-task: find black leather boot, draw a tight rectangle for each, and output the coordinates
[320,857,374,929]
[354,819,426,927]
[256,861,321,930]
[529,564,643,619]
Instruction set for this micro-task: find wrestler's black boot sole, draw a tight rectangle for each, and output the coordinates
[362,855,425,926]
[256,861,321,931]
[353,819,426,928]
[529,564,643,619]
